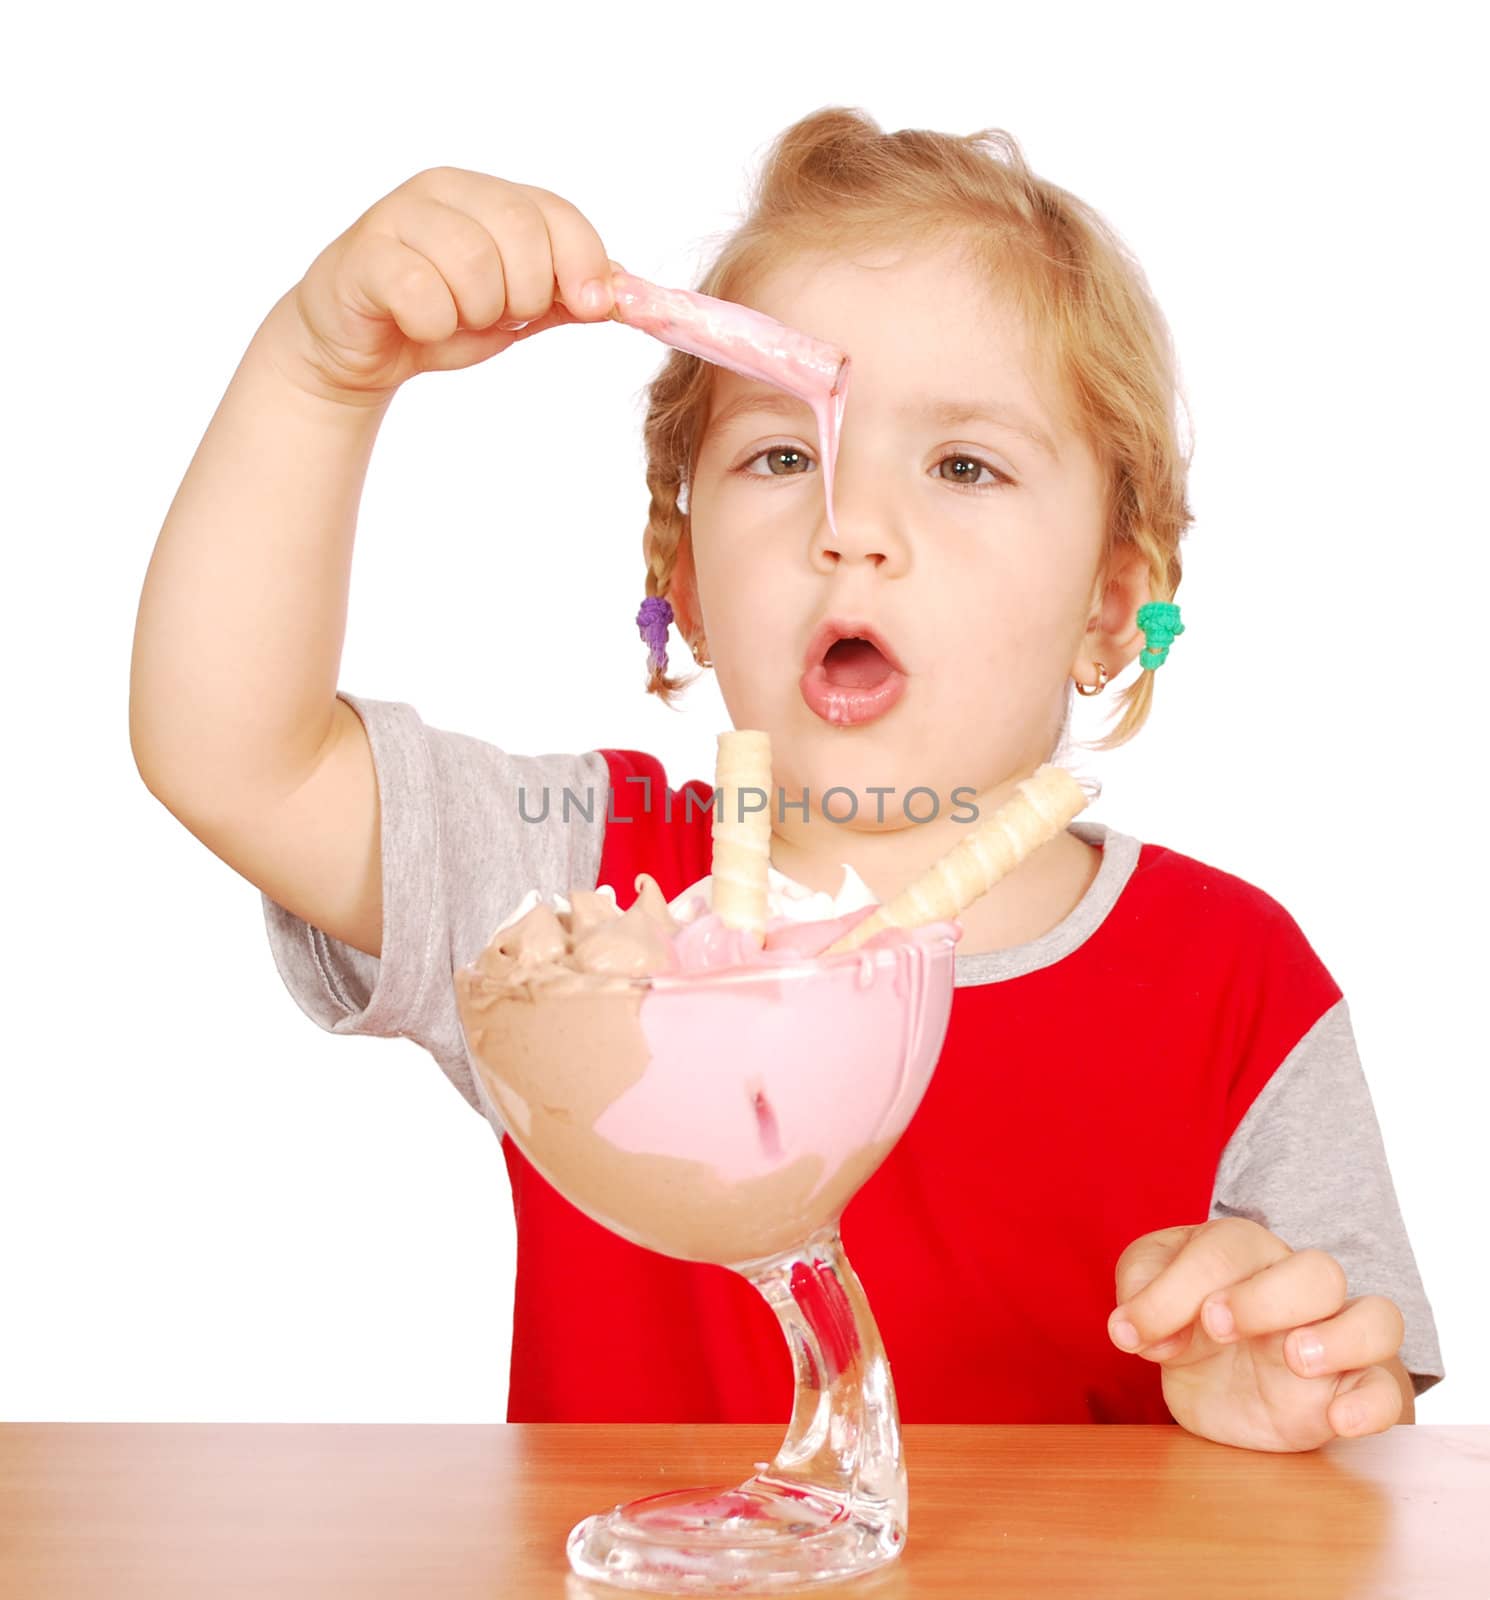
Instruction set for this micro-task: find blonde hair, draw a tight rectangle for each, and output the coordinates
[638,106,1193,751]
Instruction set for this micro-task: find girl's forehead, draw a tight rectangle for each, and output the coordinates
[751,239,1016,314]
[703,300,1061,451]
[698,241,1078,454]
[743,250,1043,378]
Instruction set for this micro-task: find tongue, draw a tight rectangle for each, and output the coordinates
[822,637,893,690]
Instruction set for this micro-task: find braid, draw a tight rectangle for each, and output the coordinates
[643,480,680,598]
[641,465,696,702]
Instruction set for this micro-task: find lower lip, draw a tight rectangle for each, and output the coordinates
[798,662,908,727]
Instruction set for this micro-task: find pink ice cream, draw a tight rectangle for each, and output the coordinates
[607,271,850,547]
[454,872,958,1266]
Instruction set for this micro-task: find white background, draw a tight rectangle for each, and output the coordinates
[5,1,1485,1426]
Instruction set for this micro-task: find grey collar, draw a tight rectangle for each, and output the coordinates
[953,820,1140,987]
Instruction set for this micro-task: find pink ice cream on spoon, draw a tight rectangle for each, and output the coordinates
[606,270,850,548]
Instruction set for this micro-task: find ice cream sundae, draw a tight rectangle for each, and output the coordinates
[454,273,1092,1591]
[454,737,959,1267]
[454,731,1088,1592]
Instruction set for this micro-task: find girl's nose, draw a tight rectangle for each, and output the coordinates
[809,510,908,574]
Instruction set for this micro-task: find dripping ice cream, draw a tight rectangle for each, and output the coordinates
[605,269,851,548]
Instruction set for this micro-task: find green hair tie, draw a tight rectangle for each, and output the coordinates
[1136,601,1185,670]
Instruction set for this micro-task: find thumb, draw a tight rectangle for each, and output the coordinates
[1114,1224,1200,1305]
[417,303,582,373]
[499,301,586,344]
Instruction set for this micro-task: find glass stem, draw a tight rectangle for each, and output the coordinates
[739,1222,907,1526]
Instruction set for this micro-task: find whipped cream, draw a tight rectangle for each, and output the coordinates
[477,863,886,988]
[666,863,876,926]
[491,863,875,943]
[492,883,619,939]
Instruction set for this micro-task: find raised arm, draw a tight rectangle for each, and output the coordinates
[129,168,622,956]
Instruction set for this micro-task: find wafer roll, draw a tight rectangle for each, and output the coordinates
[711,730,772,941]
[824,765,1090,955]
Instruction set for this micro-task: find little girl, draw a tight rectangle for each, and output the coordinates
[130,107,1443,1451]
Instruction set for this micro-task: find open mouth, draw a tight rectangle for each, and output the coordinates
[821,636,896,691]
[799,621,908,728]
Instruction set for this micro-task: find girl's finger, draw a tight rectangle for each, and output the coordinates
[347,232,459,345]
[412,170,558,323]
[1136,1324,1198,1364]
[518,190,621,319]
[1113,1224,1198,1309]
[417,169,617,324]
[387,196,510,332]
[1328,1362,1405,1437]
[413,303,579,375]
[1281,1294,1406,1381]
[1200,1247,1349,1346]
[1114,1217,1288,1351]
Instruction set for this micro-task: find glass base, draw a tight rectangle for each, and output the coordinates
[566,1471,904,1593]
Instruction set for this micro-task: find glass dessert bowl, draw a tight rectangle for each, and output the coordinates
[454,890,958,1594]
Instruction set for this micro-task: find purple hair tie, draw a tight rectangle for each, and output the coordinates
[636,595,674,673]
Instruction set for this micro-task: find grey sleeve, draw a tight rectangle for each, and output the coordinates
[260,690,610,1128]
[1208,996,1446,1398]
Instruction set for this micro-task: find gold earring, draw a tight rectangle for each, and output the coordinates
[1075,661,1109,696]
[690,638,713,669]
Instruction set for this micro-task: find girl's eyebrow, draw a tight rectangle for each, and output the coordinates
[910,396,1059,462]
[705,389,1058,462]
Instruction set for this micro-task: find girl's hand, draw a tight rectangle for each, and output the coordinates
[272,166,624,406]
[1108,1218,1409,1452]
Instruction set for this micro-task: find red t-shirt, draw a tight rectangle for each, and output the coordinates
[501,749,1341,1425]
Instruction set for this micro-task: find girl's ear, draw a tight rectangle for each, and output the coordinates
[1081,541,1154,675]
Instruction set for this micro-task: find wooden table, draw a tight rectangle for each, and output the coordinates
[3,1423,1487,1597]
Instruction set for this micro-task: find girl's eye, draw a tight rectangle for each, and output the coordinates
[736,443,1012,492]
[933,453,1012,492]
[740,445,815,478]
